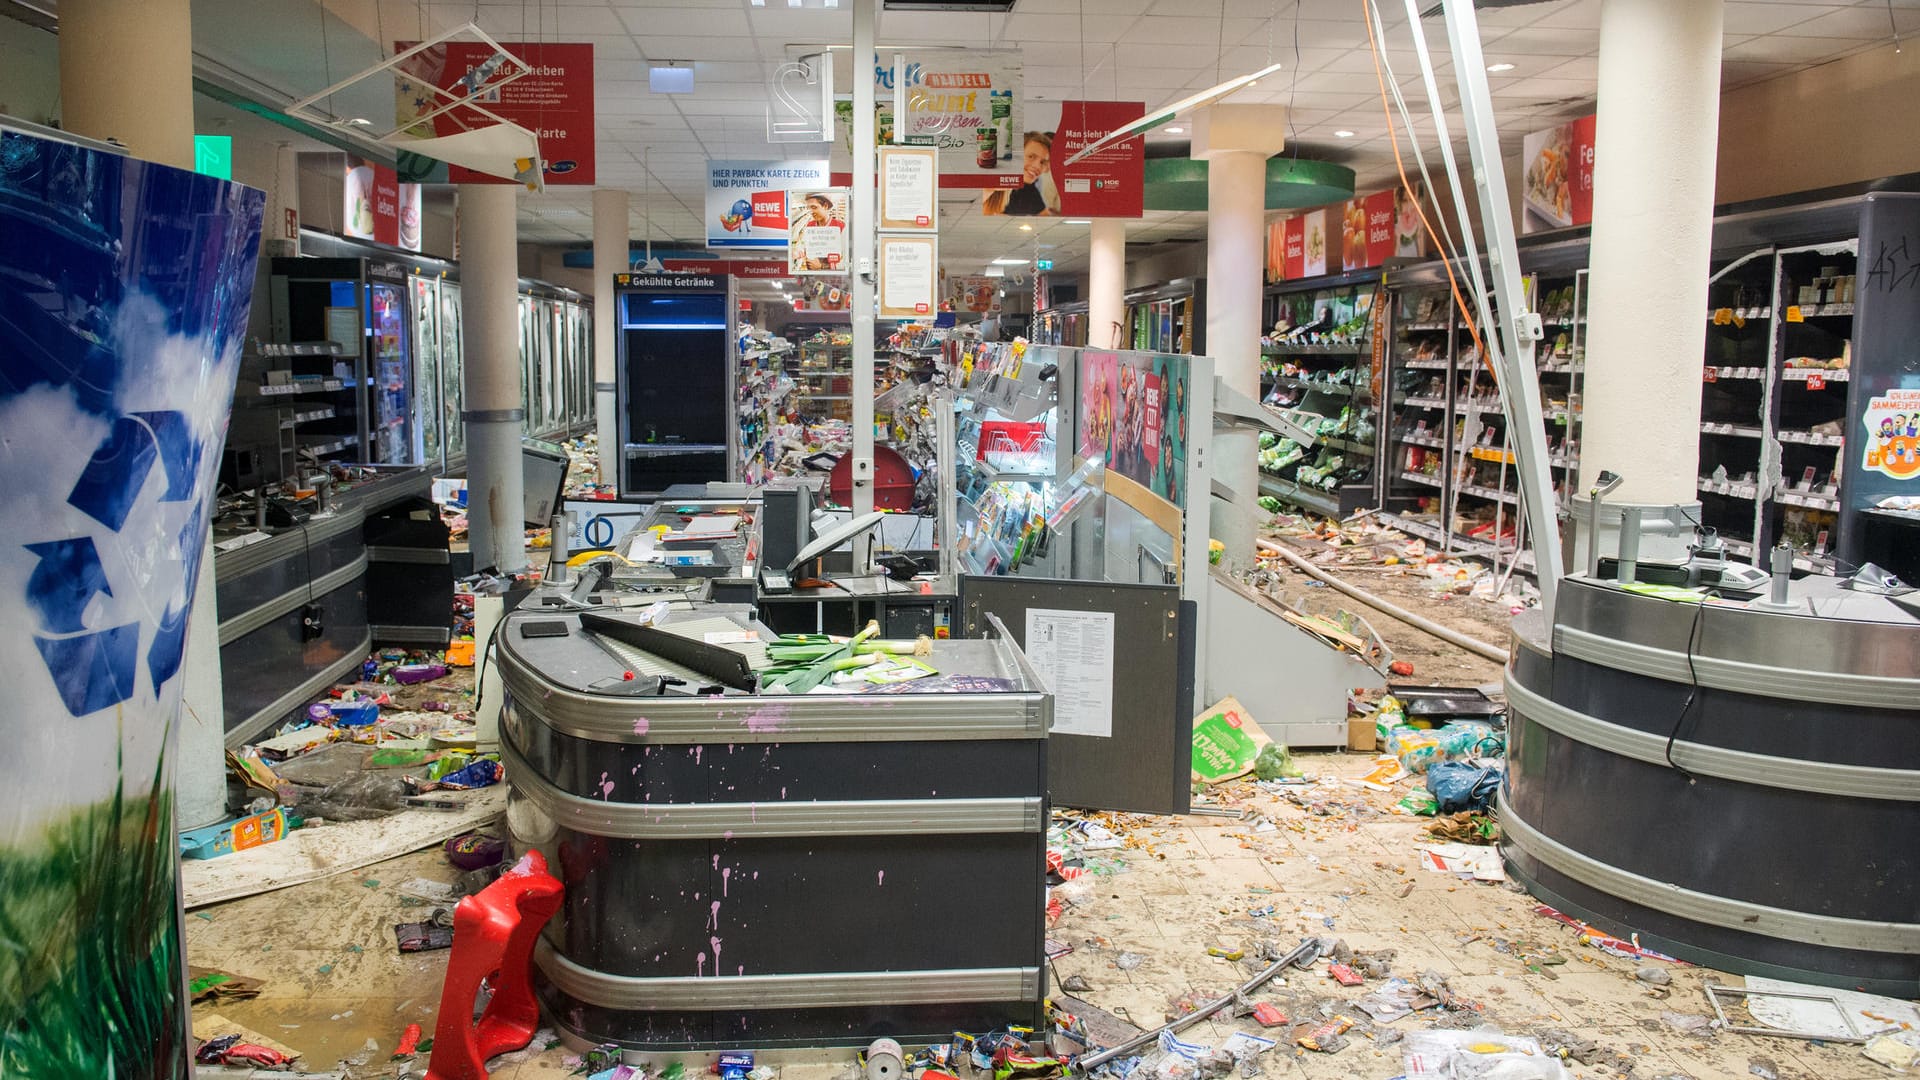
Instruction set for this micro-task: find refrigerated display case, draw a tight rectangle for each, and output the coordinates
[440,281,465,466]
[369,281,414,464]
[410,274,445,471]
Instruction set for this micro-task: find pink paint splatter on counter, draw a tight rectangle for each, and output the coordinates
[709,900,722,930]
[721,867,732,896]
[712,855,720,870]
[752,871,759,880]
[598,772,615,799]
[877,870,885,886]
[693,746,704,765]
[632,716,650,735]
[744,706,789,734]
[697,953,706,977]
[710,936,723,972]
[737,965,744,976]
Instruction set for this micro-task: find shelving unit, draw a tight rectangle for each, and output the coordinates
[1125,280,1205,355]
[1257,280,1381,515]
[786,334,863,421]
[234,341,363,479]
[736,331,794,485]
[1697,241,1855,569]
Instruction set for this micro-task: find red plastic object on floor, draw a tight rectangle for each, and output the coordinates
[423,850,564,1080]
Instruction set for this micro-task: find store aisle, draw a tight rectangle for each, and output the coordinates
[185,745,1899,1079]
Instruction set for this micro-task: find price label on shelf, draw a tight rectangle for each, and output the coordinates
[1785,306,1804,323]
[1703,366,1718,382]
[1807,373,1827,390]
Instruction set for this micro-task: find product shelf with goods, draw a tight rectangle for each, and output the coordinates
[1258,278,1382,516]
[1699,248,1779,553]
[1034,302,1090,347]
[735,328,795,486]
[1766,243,1855,565]
[1125,279,1205,355]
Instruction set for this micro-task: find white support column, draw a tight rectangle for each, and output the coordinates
[59,0,193,170]
[1089,218,1126,350]
[265,142,301,260]
[1193,104,1286,570]
[592,188,628,487]
[849,0,878,568]
[459,184,528,572]
[1579,0,1723,553]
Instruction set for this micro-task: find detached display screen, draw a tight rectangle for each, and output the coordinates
[619,291,729,494]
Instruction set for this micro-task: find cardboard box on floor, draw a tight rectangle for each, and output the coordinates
[1191,696,1272,784]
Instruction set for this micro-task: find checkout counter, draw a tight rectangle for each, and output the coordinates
[496,593,1050,1051]
[211,465,444,745]
[1503,567,1919,996]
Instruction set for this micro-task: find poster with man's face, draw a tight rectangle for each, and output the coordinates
[787,188,848,275]
[979,101,1144,219]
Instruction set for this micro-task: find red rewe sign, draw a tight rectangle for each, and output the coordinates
[748,192,787,231]
[394,41,596,186]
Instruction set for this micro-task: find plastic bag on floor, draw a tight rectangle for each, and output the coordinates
[293,771,408,822]
[1426,763,1503,814]
[1402,1028,1569,1079]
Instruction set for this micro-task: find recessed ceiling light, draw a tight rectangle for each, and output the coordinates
[1018,223,1033,231]
[1064,219,1091,225]
[649,64,694,93]
[984,266,1006,277]
[1487,62,1515,73]
[991,257,1028,265]
[1333,129,1355,138]
[1165,126,1184,134]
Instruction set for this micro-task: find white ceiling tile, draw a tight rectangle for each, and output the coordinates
[1782,5,1920,37]
[1479,25,1598,56]
[1723,2,1846,35]
[620,6,753,37]
[1723,33,1873,62]
[633,35,767,62]
[1526,0,1605,30]
[1001,12,1126,43]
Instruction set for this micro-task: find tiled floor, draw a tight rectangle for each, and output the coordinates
[185,753,1901,1078]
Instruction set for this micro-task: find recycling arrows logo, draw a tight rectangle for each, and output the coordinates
[24,409,205,717]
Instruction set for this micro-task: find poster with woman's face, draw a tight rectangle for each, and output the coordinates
[1078,351,1118,461]
[787,188,848,274]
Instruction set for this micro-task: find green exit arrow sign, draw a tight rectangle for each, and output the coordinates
[1035,259,1054,271]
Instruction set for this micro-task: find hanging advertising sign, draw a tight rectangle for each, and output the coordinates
[879,235,938,317]
[879,146,939,230]
[835,49,1023,188]
[1270,184,1427,281]
[979,100,1146,219]
[344,156,401,245]
[1520,113,1596,234]
[1300,209,1328,278]
[951,275,1002,314]
[706,159,830,249]
[393,41,596,185]
[788,188,849,275]
[1862,388,1920,480]
[398,183,423,251]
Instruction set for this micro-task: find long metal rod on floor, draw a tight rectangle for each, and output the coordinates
[1255,539,1510,664]
[1075,938,1326,1071]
